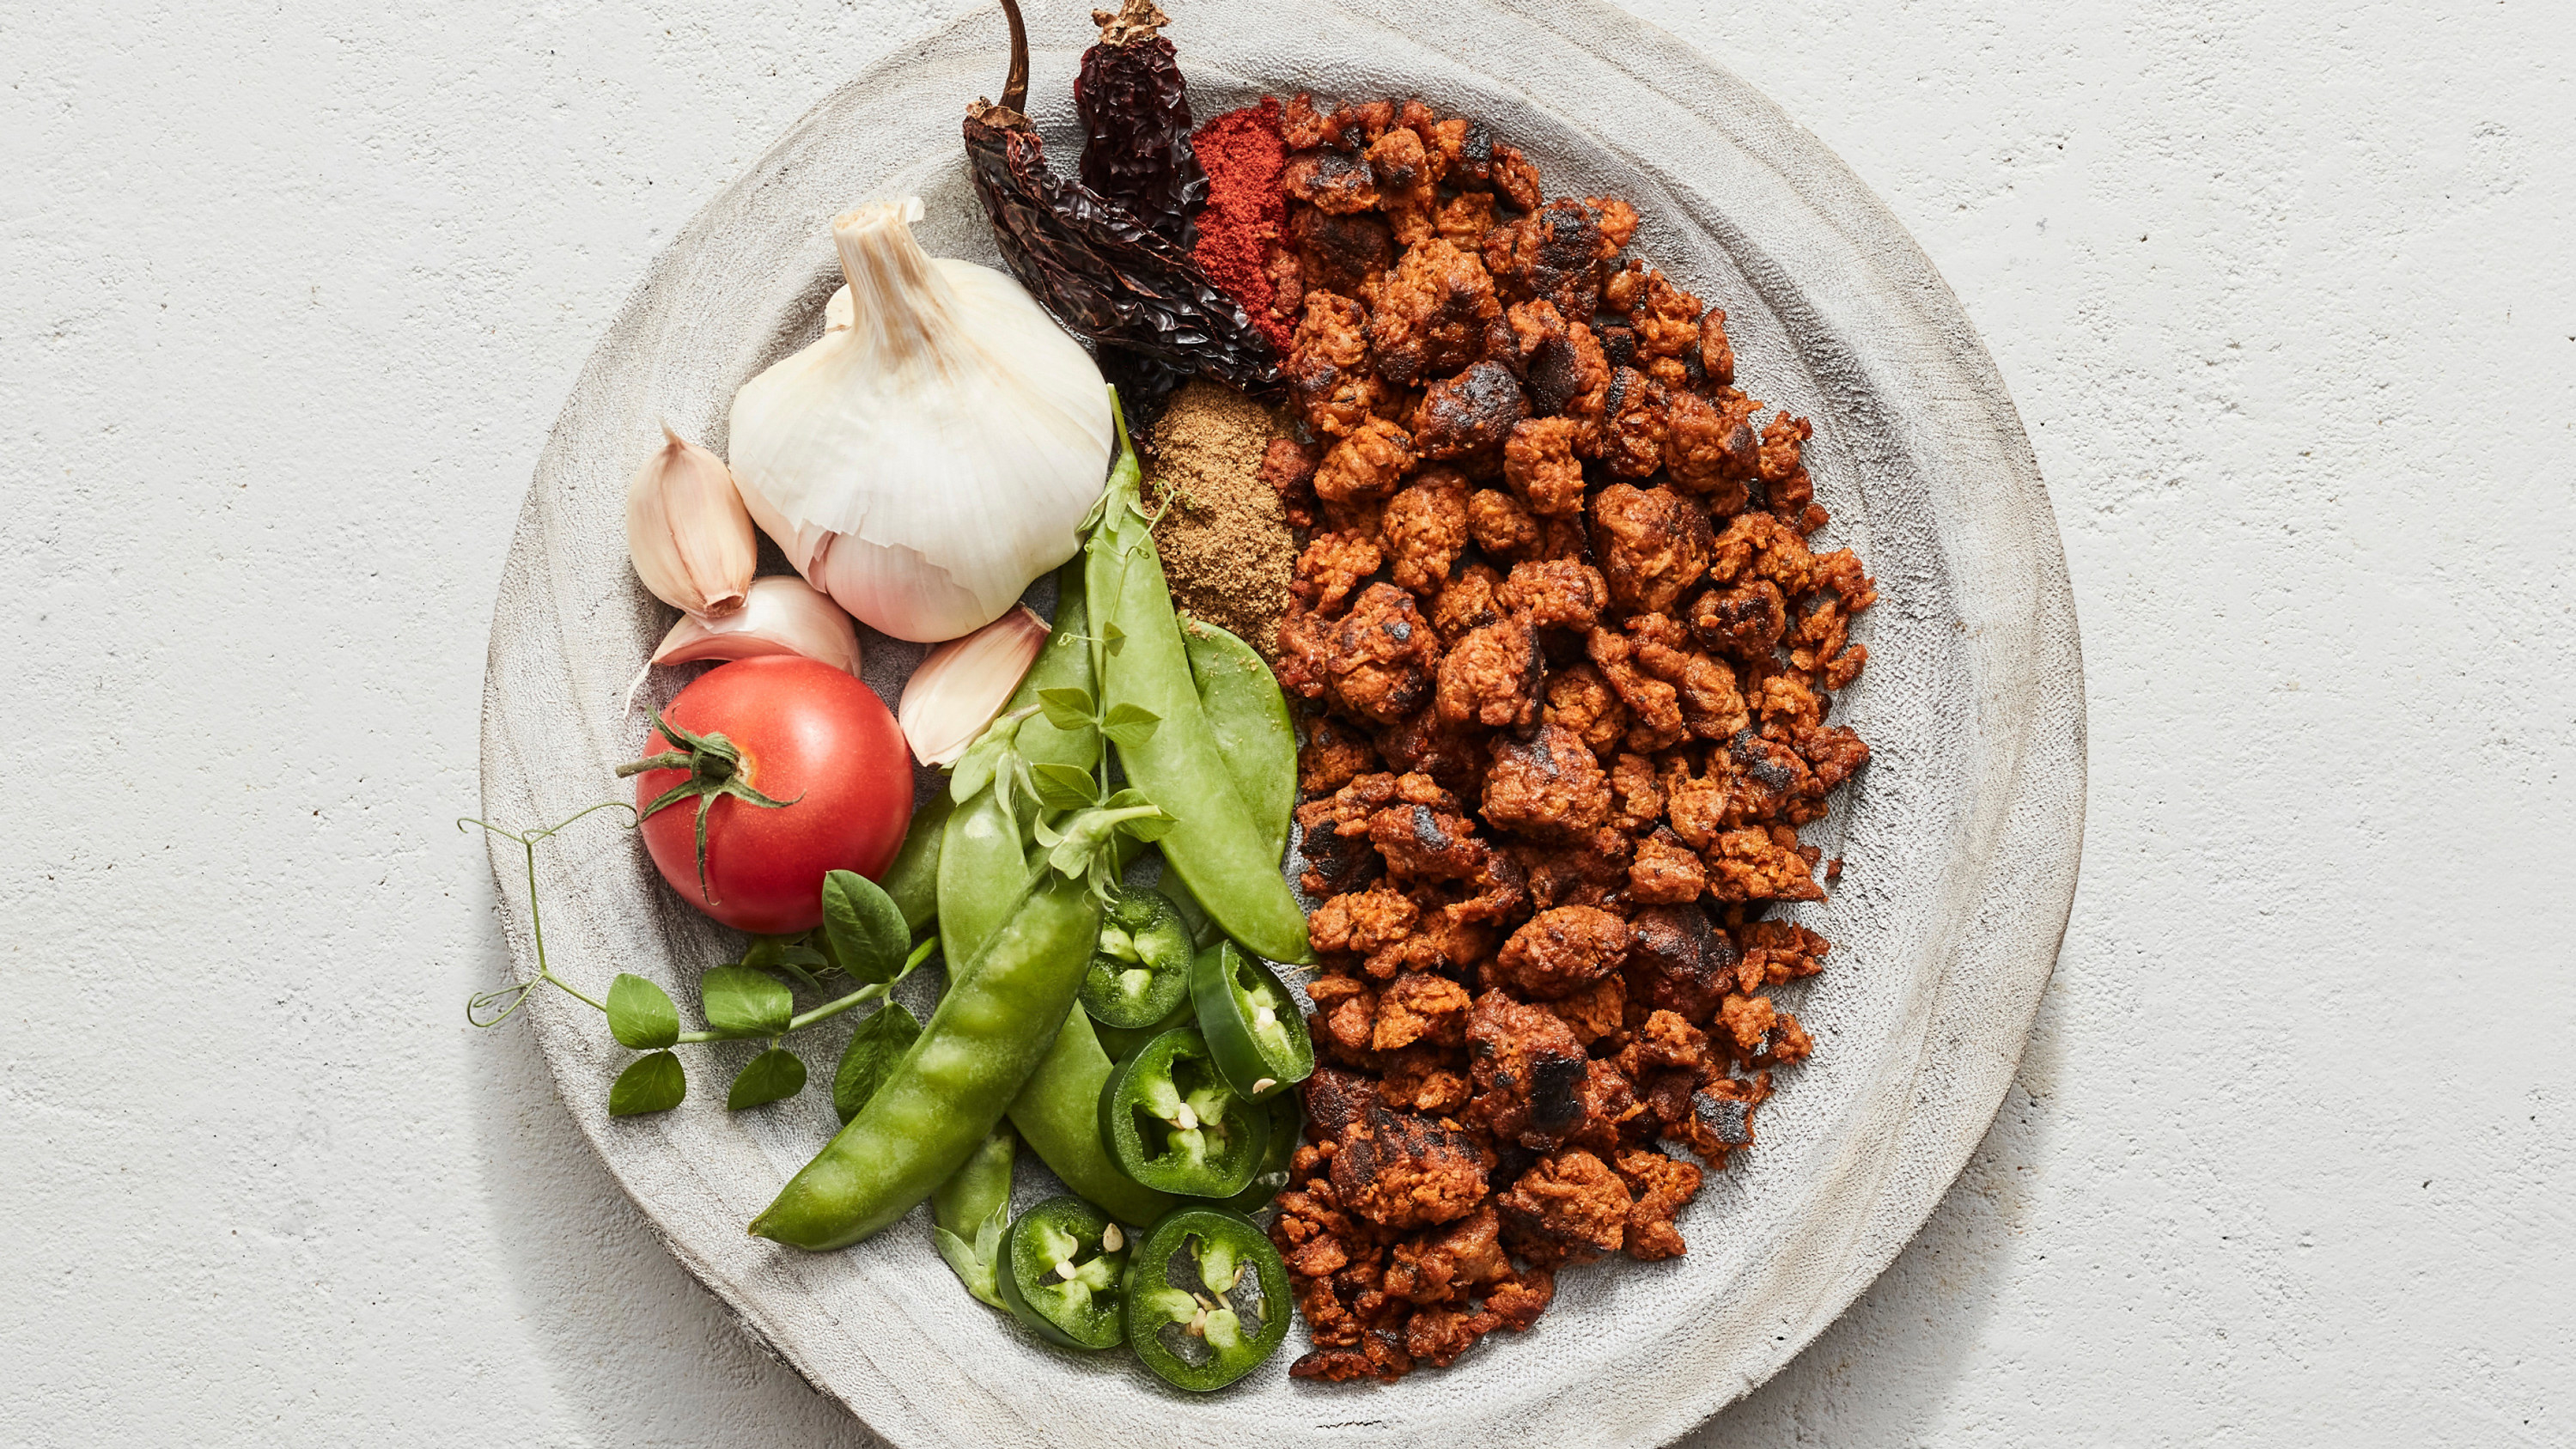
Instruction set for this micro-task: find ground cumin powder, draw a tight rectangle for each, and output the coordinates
[1148,381,1295,661]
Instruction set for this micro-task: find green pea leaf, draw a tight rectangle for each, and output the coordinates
[699,965,793,1038]
[820,870,909,985]
[1101,788,1178,843]
[1099,702,1160,750]
[1121,813,1178,843]
[1029,762,1099,811]
[1037,686,1096,732]
[726,1048,808,1110]
[832,1002,923,1123]
[1101,621,1126,657]
[608,1050,685,1116]
[606,973,680,1050]
[742,936,825,991]
[950,735,1004,803]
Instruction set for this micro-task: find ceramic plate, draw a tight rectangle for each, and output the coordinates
[478,2,2085,1442]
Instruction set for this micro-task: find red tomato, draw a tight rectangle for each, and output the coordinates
[631,655,911,934]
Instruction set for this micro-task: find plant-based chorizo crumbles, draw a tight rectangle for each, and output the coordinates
[1241,88,1878,1383]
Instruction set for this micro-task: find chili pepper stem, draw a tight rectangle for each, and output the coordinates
[997,0,1028,113]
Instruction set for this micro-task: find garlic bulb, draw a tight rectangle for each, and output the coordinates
[626,423,757,618]
[898,605,1048,766]
[650,575,862,674]
[728,198,1111,643]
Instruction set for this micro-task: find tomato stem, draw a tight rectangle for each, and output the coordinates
[618,708,805,905]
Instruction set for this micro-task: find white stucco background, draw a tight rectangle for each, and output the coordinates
[3,1,2568,1443]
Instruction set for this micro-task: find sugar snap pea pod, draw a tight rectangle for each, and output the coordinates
[749,866,1101,1251]
[1012,561,1100,774]
[1157,867,1221,951]
[1180,618,1296,863]
[929,1123,1014,1309]
[878,791,952,937]
[1089,406,1309,964]
[937,786,1024,966]
[1006,1011,1174,1227]
[941,563,1096,964]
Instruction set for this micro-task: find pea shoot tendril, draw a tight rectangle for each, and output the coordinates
[460,801,938,1117]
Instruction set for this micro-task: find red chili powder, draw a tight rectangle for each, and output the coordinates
[1191,98,1290,353]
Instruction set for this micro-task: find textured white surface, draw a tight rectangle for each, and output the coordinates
[3,1,2568,1445]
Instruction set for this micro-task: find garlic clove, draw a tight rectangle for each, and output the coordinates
[824,284,852,332]
[897,605,1048,767]
[626,423,758,618]
[650,575,862,675]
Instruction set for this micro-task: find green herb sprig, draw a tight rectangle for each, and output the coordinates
[462,807,934,1118]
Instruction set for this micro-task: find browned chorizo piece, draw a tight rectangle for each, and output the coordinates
[1466,486,1543,562]
[1367,239,1500,387]
[1590,484,1714,615]
[1625,904,1740,1023]
[1331,1100,1491,1231]
[1429,561,1506,642]
[1284,147,1381,214]
[1289,205,1395,297]
[1410,361,1529,463]
[1490,904,1630,1001]
[1299,713,1382,796]
[1480,724,1611,843]
[1501,415,1586,519]
[1539,662,1628,757]
[1497,1149,1631,1263]
[1381,466,1471,595]
[1436,616,1541,730]
[1494,557,1609,633]
[1312,415,1416,507]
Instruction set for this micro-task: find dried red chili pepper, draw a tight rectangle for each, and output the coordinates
[964,0,1278,398]
[1075,0,1206,246]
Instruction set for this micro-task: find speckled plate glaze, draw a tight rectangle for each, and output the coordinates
[478,1,2085,1442]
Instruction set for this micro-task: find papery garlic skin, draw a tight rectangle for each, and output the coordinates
[650,575,862,675]
[824,285,852,332]
[729,198,1111,643]
[898,604,1048,766]
[626,424,758,618]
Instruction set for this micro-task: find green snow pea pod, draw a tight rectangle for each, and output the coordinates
[940,562,1097,965]
[748,865,1100,1251]
[929,1123,1014,1310]
[1088,406,1308,965]
[1005,1010,1174,1227]
[996,1196,1128,1350]
[1124,1207,1293,1391]
[1179,618,1296,864]
[877,791,952,938]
